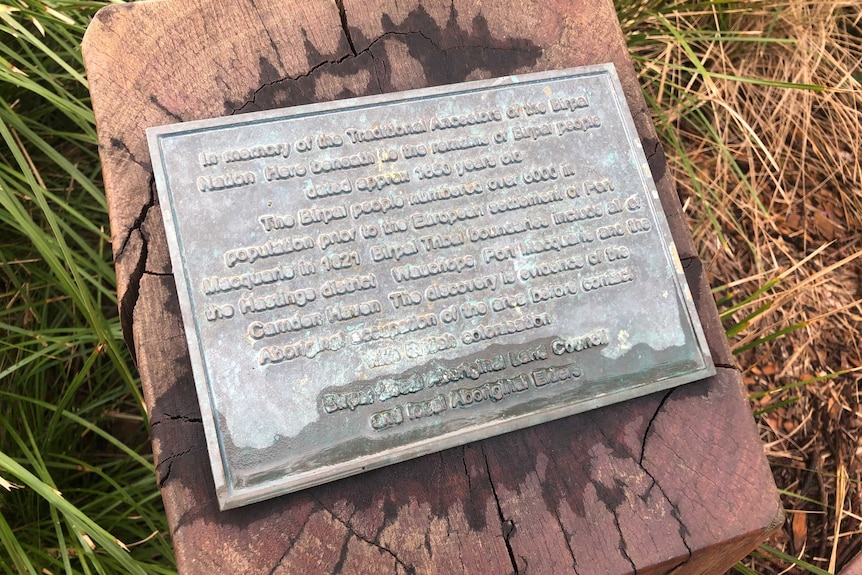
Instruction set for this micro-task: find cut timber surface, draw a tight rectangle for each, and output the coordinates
[82,0,783,573]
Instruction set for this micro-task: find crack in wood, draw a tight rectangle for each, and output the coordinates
[334,0,357,56]
[266,508,315,575]
[678,255,696,270]
[637,392,694,569]
[150,412,203,427]
[529,433,584,573]
[172,507,204,534]
[481,446,519,575]
[266,547,292,575]
[424,528,433,562]
[149,94,183,122]
[108,136,148,171]
[587,472,638,574]
[460,446,473,492]
[639,389,674,467]
[331,529,352,575]
[116,176,157,363]
[230,54,350,115]
[116,175,155,260]
[366,49,385,94]
[446,515,469,571]
[248,0,286,67]
[118,229,145,363]
[156,446,194,488]
[645,138,661,162]
[644,471,694,571]
[316,498,416,575]
[230,27,540,115]
[142,269,172,277]
[548,498,579,574]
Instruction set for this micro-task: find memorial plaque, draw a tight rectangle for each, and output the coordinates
[147,64,714,510]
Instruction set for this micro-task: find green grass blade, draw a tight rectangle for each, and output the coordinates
[756,544,833,575]
[0,451,149,575]
[0,509,38,575]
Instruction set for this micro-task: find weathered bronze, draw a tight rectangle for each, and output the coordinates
[147,64,713,510]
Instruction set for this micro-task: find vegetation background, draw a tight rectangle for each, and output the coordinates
[0,0,859,573]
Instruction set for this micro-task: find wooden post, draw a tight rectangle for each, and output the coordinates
[83,0,782,572]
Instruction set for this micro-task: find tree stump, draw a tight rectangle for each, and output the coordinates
[82,0,783,573]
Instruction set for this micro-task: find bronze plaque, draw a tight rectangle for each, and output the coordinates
[147,64,713,510]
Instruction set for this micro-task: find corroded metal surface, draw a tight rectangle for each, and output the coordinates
[147,64,714,510]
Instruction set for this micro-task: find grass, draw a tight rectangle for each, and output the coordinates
[0,0,859,573]
[621,0,862,571]
[0,1,173,573]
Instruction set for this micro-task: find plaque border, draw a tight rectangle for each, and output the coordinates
[147,63,714,510]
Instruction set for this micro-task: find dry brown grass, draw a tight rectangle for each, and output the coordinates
[626,1,862,572]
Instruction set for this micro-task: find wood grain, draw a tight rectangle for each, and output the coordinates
[83,0,782,572]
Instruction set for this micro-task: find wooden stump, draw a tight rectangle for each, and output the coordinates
[83,0,783,573]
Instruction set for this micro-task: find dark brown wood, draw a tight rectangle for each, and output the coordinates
[82,0,782,573]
